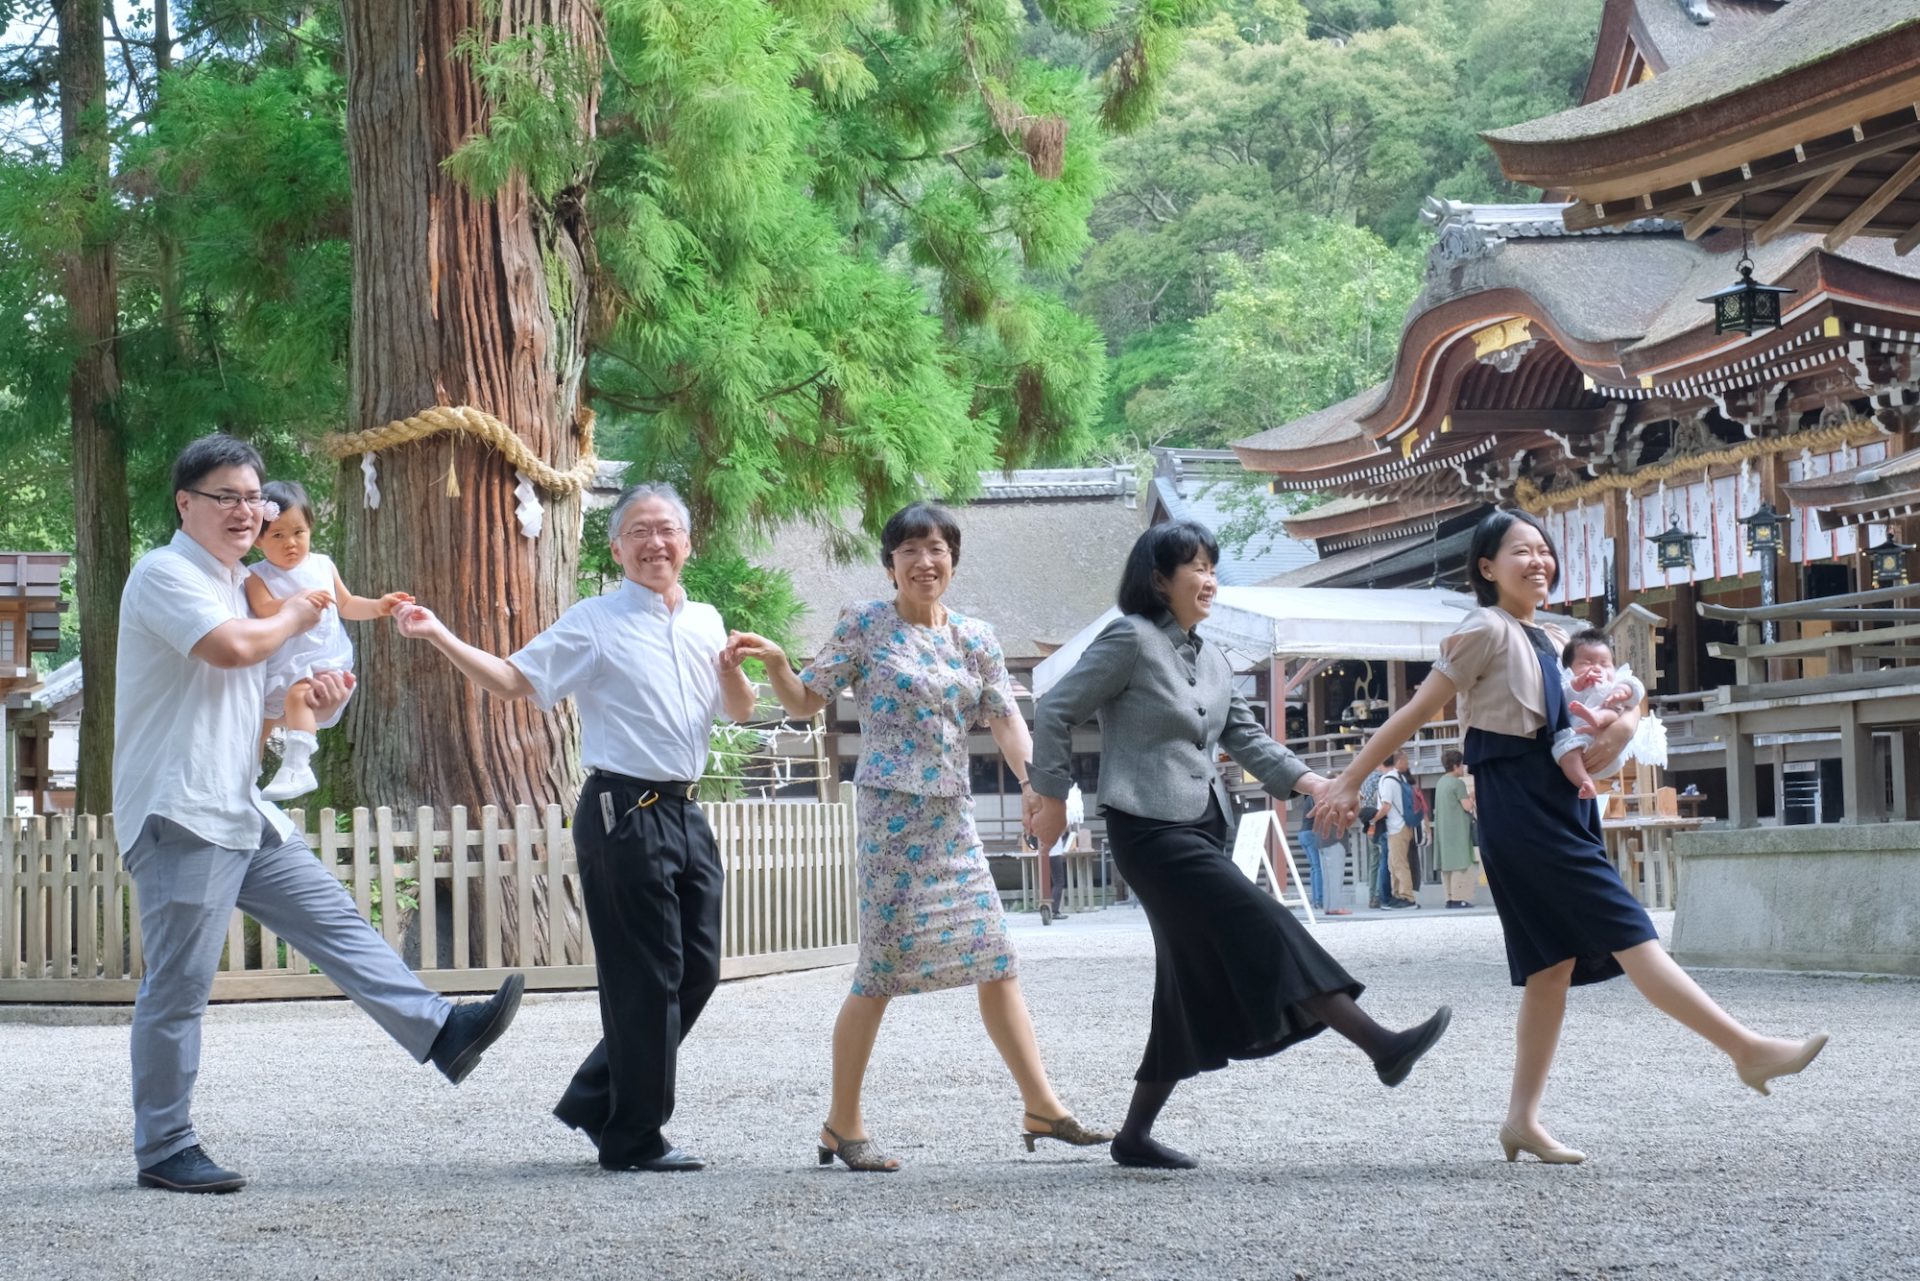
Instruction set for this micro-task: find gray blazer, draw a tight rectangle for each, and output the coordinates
[1030,611,1311,822]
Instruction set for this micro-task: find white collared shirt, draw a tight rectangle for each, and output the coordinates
[509,578,730,782]
[112,531,294,854]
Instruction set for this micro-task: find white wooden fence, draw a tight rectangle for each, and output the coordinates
[0,786,859,1003]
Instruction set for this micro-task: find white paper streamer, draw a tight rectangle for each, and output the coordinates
[513,470,543,539]
[361,452,381,510]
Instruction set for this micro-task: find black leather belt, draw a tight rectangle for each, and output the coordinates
[589,770,699,801]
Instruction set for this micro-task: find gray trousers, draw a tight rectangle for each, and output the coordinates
[125,816,450,1168]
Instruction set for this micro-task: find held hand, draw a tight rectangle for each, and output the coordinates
[1601,683,1637,710]
[1294,773,1330,802]
[375,591,415,617]
[1313,773,1363,841]
[284,590,329,632]
[1030,793,1068,856]
[1020,785,1044,834]
[392,602,445,642]
[305,669,356,720]
[726,630,787,666]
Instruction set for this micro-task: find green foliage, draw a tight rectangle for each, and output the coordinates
[1068,0,1601,441]
[1155,218,1421,446]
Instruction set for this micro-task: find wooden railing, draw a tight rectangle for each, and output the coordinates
[1,787,860,1003]
[1697,584,1920,826]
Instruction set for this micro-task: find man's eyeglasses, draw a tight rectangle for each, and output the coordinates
[619,524,685,542]
[186,488,271,512]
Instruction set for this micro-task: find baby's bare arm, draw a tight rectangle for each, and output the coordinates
[244,574,286,618]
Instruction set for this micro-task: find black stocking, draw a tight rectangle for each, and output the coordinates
[1301,991,1397,1063]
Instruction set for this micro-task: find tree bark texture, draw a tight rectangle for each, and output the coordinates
[57,0,131,817]
[340,1,596,960]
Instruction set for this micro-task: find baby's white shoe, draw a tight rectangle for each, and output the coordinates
[262,730,319,801]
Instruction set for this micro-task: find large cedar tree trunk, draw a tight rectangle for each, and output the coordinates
[57,0,131,817]
[340,2,596,962]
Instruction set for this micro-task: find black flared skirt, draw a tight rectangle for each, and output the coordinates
[1467,727,1659,987]
[1105,798,1363,1082]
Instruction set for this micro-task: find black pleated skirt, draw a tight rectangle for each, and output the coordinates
[1467,727,1659,987]
[1105,798,1363,1082]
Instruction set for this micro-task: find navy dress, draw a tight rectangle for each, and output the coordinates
[1465,625,1658,987]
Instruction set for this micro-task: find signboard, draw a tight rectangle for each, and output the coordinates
[1229,809,1317,923]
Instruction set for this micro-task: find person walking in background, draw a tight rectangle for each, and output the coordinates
[1316,508,1828,1165]
[1358,762,1391,909]
[1434,750,1476,908]
[399,481,755,1174]
[730,501,1111,1172]
[117,435,521,1195]
[1048,780,1086,918]
[1030,520,1450,1171]
[1379,751,1417,909]
[1295,790,1326,912]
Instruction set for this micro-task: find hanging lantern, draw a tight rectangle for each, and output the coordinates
[1740,502,1791,557]
[1699,256,1795,335]
[1649,520,1703,571]
[1868,535,1911,588]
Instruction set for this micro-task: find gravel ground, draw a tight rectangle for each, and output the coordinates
[0,906,1906,1281]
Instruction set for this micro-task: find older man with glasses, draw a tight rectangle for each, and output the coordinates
[116,434,524,1194]
[397,482,756,1173]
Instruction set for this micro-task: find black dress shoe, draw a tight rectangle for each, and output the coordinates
[1110,1133,1198,1170]
[1376,1005,1453,1087]
[138,1144,247,1194]
[430,973,525,1083]
[603,1146,706,1173]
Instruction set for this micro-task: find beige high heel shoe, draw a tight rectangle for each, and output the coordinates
[1737,1032,1830,1096]
[1498,1122,1586,1165]
[1020,1111,1115,1152]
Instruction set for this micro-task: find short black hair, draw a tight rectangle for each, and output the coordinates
[171,434,265,526]
[262,479,315,533]
[1442,748,1465,771]
[880,501,962,571]
[1118,520,1220,617]
[1561,627,1613,668]
[1466,508,1560,607]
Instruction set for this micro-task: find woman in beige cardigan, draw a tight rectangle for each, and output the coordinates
[1316,508,1827,1164]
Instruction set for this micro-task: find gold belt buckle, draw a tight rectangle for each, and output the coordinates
[685,781,700,802]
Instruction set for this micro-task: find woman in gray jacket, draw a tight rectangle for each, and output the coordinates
[1029,521,1450,1169]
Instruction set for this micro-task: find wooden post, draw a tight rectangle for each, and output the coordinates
[1726,715,1759,829]
[1838,703,1881,824]
[1674,583,1700,693]
[1896,730,1920,822]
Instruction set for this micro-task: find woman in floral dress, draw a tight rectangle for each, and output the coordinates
[732,502,1111,1172]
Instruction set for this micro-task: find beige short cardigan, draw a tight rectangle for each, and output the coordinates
[1431,606,1570,738]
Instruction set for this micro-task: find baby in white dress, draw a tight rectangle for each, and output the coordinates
[246,481,412,800]
[1552,630,1646,800]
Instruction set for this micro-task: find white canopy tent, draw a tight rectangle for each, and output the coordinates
[1030,586,1482,696]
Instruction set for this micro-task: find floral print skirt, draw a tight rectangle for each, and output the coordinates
[851,787,1018,997]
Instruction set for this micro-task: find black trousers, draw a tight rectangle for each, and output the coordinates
[553,773,724,1167]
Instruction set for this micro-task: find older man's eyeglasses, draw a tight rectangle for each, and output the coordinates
[619,524,685,542]
[186,488,271,511]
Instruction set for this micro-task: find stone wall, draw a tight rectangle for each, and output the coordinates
[1672,824,1920,976]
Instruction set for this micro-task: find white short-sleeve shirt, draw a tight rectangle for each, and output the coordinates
[112,531,294,854]
[509,578,730,782]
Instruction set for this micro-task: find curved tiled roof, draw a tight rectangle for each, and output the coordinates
[1490,0,1918,148]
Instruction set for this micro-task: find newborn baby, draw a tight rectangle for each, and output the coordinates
[1552,629,1645,799]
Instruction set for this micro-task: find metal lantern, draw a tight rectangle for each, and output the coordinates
[1649,520,1702,571]
[1698,256,1796,335]
[1868,535,1911,588]
[1740,502,1791,557]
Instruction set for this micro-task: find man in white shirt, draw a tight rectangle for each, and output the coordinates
[117,435,524,1195]
[398,482,756,1173]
